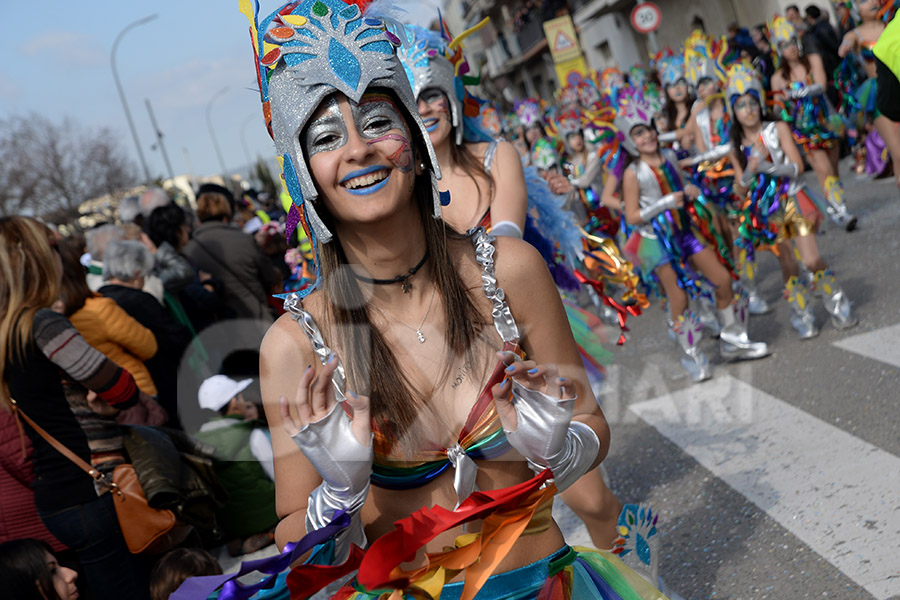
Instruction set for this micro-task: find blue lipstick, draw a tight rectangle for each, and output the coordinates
[341,166,390,196]
[423,118,439,132]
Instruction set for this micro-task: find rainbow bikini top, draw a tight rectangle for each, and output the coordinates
[860,40,877,63]
[284,228,522,509]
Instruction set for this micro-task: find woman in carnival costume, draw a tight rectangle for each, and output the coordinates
[397,22,634,556]
[769,15,859,230]
[681,31,772,316]
[727,63,858,339]
[618,89,770,382]
[516,98,563,174]
[227,1,669,599]
[654,50,697,156]
[837,0,900,188]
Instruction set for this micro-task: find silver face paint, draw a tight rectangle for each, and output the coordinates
[302,92,410,158]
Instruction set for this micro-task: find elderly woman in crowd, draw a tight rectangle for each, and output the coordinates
[99,240,192,426]
[182,187,279,322]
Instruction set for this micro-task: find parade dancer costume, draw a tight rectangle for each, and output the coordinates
[227,3,669,599]
[769,16,857,229]
[398,23,613,383]
[618,90,768,381]
[683,32,771,316]
[654,51,692,159]
[727,64,857,339]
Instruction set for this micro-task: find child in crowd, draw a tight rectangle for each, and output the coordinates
[149,548,222,600]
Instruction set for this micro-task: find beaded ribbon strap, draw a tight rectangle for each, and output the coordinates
[283,293,346,401]
[470,227,520,344]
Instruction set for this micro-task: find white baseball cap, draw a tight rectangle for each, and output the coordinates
[198,375,253,412]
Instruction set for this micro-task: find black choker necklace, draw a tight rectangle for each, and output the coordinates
[351,251,428,293]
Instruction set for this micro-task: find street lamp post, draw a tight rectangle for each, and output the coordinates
[205,87,230,177]
[240,114,257,183]
[111,14,157,184]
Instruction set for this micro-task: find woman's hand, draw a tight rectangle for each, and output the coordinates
[684,184,701,201]
[280,355,372,495]
[671,190,686,208]
[86,390,119,417]
[491,350,576,467]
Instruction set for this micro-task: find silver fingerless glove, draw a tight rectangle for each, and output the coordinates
[657,131,678,144]
[688,143,731,166]
[503,380,600,493]
[639,193,680,223]
[741,160,799,186]
[789,83,824,99]
[290,403,372,562]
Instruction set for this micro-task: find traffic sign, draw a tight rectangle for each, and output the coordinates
[630,2,661,34]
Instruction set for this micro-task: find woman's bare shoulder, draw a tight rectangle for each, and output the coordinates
[260,293,323,371]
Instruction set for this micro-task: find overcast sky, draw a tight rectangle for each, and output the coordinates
[0,0,441,182]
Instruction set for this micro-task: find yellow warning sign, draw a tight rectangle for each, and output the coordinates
[543,15,582,63]
[554,55,589,86]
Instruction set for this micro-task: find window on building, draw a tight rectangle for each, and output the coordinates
[596,41,612,62]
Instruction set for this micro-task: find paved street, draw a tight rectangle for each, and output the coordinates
[556,164,900,599]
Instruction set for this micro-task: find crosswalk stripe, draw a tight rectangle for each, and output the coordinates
[832,324,900,370]
[629,375,900,600]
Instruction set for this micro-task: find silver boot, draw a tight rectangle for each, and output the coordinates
[824,176,858,231]
[719,289,771,360]
[814,269,858,329]
[696,288,722,337]
[785,275,819,339]
[675,311,712,382]
[736,248,771,315]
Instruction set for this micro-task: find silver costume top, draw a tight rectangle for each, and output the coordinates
[283,228,519,509]
[757,121,805,195]
[482,139,499,175]
[626,149,681,239]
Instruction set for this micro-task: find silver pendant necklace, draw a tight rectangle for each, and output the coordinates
[369,285,437,343]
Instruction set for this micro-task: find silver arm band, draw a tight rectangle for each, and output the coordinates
[687,143,732,166]
[490,220,524,239]
[658,131,678,144]
[639,193,680,223]
[525,421,600,493]
[290,403,372,562]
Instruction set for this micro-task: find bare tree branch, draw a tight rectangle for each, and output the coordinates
[0,114,138,222]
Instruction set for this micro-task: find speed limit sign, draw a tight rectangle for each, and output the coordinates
[630,2,661,34]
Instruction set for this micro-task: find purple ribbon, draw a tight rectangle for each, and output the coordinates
[170,511,351,600]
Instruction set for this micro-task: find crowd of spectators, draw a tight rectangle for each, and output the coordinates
[1,185,290,600]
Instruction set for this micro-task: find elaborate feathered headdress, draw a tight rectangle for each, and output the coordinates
[654,49,686,88]
[515,98,546,129]
[240,0,442,298]
[396,17,489,145]
[726,62,766,115]
[614,89,656,156]
[684,31,729,87]
[555,84,580,108]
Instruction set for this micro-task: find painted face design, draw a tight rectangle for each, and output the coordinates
[304,92,414,196]
[417,88,450,134]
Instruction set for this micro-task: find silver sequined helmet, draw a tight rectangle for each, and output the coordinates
[240,0,442,297]
[613,89,656,157]
[397,25,465,146]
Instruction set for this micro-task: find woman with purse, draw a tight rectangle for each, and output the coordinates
[0,216,152,600]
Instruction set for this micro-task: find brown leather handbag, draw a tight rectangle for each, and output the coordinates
[11,399,191,554]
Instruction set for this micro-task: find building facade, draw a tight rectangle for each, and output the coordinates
[442,0,837,106]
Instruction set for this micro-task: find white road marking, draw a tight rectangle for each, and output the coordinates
[629,375,900,600]
[833,324,900,370]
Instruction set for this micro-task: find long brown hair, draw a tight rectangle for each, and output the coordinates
[778,53,812,85]
[0,217,60,406]
[57,236,93,316]
[318,170,486,455]
[449,136,494,204]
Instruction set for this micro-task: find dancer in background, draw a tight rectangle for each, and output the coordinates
[727,63,858,338]
[618,90,770,381]
[769,15,858,230]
